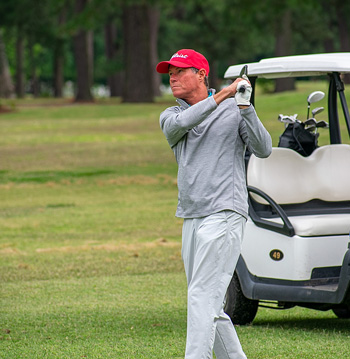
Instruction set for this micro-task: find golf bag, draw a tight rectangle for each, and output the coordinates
[278,122,319,157]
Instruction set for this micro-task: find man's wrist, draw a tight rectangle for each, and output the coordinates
[213,87,231,105]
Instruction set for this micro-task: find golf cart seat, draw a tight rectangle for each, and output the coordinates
[247,144,350,237]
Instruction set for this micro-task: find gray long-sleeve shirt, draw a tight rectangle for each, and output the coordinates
[160,91,272,219]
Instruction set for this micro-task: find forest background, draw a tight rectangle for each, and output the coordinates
[0,0,350,103]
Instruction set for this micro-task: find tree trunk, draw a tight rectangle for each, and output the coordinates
[73,31,93,101]
[336,1,350,84]
[0,32,14,98]
[122,4,154,103]
[274,9,295,93]
[54,40,64,97]
[148,6,161,97]
[209,59,219,92]
[54,10,66,98]
[87,30,93,88]
[324,38,335,53]
[337,7,349,52]
[73,0,93,102]
[29,42,40,97]
[15,31,25,98]
[104,23,122,97]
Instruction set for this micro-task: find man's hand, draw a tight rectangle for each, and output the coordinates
[213,76,252,108]
[235,75,252,107]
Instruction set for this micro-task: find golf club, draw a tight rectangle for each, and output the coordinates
[307,91,325,119]
[316,120,329,128]
[278,114,298,127]
[238,65,248,93]
[312,106,324,117]
[304,118,317,127]
[306,124,317,132]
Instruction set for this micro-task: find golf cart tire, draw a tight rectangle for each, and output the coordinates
[225,272,258,325]
[332,306,350,319]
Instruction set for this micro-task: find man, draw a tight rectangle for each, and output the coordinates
[156,49,272,359]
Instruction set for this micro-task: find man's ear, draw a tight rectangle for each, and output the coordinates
[198,69,207,81]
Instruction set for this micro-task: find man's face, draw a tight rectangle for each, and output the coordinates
[168,65,201,100]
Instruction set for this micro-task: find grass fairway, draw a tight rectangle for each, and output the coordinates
[1,84,350,358]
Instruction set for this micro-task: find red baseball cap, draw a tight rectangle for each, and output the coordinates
[156,49,210,75]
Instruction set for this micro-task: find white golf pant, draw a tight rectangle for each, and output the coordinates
[182,210,247,359]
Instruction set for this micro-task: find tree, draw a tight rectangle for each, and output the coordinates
[0,0,348,101]
[15,28,25,98]
[149,6,161,97]
[53,7,67,97]
[274,8,295,92]
[333,0,350,83]
[122,3,157,102]
[157,0,233,90]
[104,22,123,97]
[156,0,275,90]
[0,0,69,98]
[0,31,14,98]
[28,41,40,97]
[73,0,93,101]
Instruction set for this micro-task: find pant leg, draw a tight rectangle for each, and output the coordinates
[213,310,247,359]
[213,212,247,359]
[182,211,247,359]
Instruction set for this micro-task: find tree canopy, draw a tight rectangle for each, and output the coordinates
[0,0,349,101]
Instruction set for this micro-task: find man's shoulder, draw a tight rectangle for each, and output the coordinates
[159,105,182,128]
[160,105,181,117]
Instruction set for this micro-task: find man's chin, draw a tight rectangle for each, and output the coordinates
[171,90,183,98]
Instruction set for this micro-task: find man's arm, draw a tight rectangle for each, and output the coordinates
[216,76,272,158]
[160,96,218,148]
[240,106,272,158]
[213,77,249,109]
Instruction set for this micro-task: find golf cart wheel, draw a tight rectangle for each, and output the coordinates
[224,272,258,325]
[332,305,350,319]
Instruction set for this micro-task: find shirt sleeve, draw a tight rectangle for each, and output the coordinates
[159,96,218,148]
[239,105,272,158]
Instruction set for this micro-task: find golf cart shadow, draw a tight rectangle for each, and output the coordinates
[253,315,350,333]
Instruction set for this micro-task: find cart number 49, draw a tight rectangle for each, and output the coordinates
[270,249,284,261]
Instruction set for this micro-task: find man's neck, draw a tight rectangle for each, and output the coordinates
[185,88,209,105]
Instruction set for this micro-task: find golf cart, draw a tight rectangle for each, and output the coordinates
[223,53,350,324]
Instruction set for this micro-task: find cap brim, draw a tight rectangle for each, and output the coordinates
[156,60,193,73]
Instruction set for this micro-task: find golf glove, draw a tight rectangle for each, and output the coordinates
[235,77,252,106]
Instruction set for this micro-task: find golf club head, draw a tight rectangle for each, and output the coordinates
[238,65,248,93]
[307,91,324,119]
[307,91,325,105]
[304,118,317,126]
[312,106,324,117]
[306,124,316,132]
[316,120,329,128]
[239,65,248,78]
[278,114,296,125]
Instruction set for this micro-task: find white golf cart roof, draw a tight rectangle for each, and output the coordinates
[224,53,350,79]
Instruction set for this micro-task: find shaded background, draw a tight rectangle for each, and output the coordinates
[0,0,350,102]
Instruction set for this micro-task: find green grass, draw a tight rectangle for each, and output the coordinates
[1,83,350,358]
